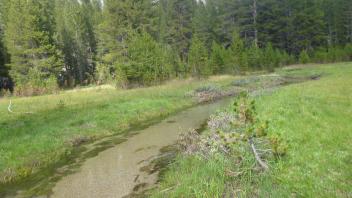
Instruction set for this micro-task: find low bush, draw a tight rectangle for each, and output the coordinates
[179,92,287,164]
[194,84,221,93]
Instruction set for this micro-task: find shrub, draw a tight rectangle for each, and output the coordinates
[188,35,210,78]
[178,93,287,165]
[209,41,228,74]
[194,84,220,93]
[13,67,59,96]
[299,50,310,64]
[344,44,352,60]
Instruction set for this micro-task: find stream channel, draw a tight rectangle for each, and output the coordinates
[5,72,318,198]
[50,98,232,198]
[11,98,233,198]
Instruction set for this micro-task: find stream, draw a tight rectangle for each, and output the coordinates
[4,72,318,198]
[47,98,233,198]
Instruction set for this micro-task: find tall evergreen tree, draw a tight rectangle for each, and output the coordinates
[55,0,99,86]
[0,26,8,78]
[188,35,210,77]
[4,0,62,88]
[288,0,326,53]
[163,0,195,61]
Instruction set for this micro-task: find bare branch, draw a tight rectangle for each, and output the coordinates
[249,138,269,170]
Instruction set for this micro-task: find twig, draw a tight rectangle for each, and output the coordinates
[160,184,180,193]
[249,138,269,170]
[7,99,34,114]
[225,169,243,177]
[7,100,13,113]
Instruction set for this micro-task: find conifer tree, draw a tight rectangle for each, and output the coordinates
[55,0,100,86]
[164,0,195,61]
[189,35,210,77]
[209,41,228,74]
[4,0,62,89]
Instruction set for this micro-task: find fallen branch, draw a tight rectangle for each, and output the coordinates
[249,138,269,170]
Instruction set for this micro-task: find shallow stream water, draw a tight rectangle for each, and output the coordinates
[48,98,233,198]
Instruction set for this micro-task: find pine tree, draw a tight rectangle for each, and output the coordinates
[257,0,289,49]
[188,35,210,77]
[55,0,99,86]
[0,8,8,78]
[192,0,222,49]
[163,0,195,61]
[121,31,174,85]
[0,29,8,78]
[209,41,228,74]
[289,0,326,54]
[299,50,310,64]
[4,0,62,90]
[229,32,246,72]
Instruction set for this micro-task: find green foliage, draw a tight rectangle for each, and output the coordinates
[55,0,98,86]
[152,63,352,197]
[299,50,310,64]
[229,32,246,72]
[122,32,174,85]
[312,46,352,63]
[245,43,263,70]
[14,67,58,96]
[209,41,229,74]
[4,0,63,95]
[262,43,279,72]
[345,44,352,60]
[161,0,194,61]
[188,35,210,77]
[254,63,352,196]
[1,0,352,93]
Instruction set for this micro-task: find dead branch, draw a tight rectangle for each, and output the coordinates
[249,138,269,170]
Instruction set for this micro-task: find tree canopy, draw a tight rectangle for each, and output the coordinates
[0,0,351,95]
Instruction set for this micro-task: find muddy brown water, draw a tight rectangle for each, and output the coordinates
[46,98,233,198]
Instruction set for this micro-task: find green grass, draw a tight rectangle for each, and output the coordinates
[150,62,352,198]
[255,63,352,197]
[0,76,235,184]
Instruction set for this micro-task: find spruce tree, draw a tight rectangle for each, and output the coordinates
[188,35,210,77]
[55,0,99,86]
[209,41,228,74]
[4,0,62,89]
[164,0,195,61]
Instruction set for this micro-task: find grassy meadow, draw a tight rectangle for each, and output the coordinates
[150,62,352,197]
[0,76,236,184]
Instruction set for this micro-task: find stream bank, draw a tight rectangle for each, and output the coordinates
[2,68,322,198]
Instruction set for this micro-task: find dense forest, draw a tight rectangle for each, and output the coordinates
[0,0,351,95]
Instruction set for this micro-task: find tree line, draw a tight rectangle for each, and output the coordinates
[0,0,351,95]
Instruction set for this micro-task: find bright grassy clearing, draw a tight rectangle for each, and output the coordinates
[151,62,352,198]
[254,62,352,197]
[0,76,235,184]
